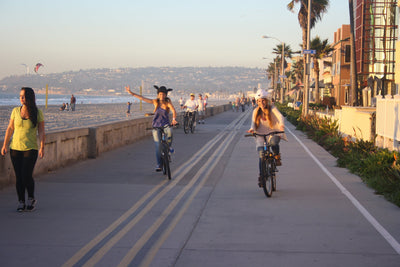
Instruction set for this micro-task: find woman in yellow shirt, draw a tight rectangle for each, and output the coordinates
[1,87,45,212]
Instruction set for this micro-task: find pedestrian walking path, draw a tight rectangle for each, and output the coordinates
[0,108,399,267]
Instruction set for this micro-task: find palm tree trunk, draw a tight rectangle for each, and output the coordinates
[314,57,320,104]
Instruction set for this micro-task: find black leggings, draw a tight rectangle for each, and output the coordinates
[10,149,38,202]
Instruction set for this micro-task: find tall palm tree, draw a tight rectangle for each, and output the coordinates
[310,36,333,103]
[287,0,330,51]
[272,44,294,101]
[287,0,330,110]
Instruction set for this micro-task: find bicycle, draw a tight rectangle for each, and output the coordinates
[245,131,284,197]
[145,113,173,180]
[146,126,172,179]
[183,111,196,134]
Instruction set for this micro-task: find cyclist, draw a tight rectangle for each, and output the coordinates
[183,93,198,126]
[247,89,286,186]
[126,85,178,172]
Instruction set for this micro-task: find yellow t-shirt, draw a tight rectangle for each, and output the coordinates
[10,107,44,151]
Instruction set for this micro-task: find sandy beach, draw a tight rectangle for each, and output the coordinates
[0,100,227,138]
[1,102,157,138]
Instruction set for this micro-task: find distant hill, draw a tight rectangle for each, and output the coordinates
[0,67,268,96]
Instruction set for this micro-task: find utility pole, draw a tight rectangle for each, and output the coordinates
[302,0,311,117]
[349,0,358,106]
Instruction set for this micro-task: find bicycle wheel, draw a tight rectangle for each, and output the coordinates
[261,159,273,197]
[270,160,277,191]
[183,115,189,134]
[162,143,171,179]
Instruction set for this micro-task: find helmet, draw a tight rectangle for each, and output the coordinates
[255,89,270,100]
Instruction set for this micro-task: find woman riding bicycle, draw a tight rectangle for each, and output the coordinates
[126,85,177,171]
[247,89,286,185]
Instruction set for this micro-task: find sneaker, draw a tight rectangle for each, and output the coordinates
[26,198,36,211]
[275,154,282,166]
[17,201,25,212]
[155,165,162,172]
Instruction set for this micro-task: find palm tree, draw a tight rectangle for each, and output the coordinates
[310,36,333,103]
[272,43,294,60]
[287,0,330,111]
[287,0,330,52]
[292,57,304,84]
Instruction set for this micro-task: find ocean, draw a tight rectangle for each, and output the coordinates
[0,93,139,107]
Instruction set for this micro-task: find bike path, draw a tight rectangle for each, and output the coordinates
[0,109,399,266]
[171,114,400,267]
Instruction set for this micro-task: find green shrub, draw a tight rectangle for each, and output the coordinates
[275,104,400,207]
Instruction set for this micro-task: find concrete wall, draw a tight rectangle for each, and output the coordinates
[315,106,376,142]
[0,104,230,189]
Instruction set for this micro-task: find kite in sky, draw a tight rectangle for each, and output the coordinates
[34,63,44,73]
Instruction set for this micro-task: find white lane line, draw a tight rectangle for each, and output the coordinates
[286,126,400,255]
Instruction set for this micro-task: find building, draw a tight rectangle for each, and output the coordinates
[355,0,397,100]
[331,25,351,106]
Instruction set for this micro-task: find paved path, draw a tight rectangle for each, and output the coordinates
[1,108,400,267]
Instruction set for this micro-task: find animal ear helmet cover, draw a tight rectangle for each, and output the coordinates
[154,85,173,95]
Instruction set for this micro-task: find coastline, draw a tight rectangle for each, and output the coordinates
[0,102,155,138]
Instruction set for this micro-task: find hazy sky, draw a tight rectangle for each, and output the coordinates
[0,0,349,80]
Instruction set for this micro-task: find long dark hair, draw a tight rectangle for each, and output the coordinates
[21,87,38,127]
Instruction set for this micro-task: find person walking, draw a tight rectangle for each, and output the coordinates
[197,94,206,124]
[126,102,132,117]
[126,85,177,171]
[70,94,76,111]
[1,87,45,212]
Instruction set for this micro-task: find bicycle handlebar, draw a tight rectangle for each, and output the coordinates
[146,124,178,131]
[244,131,285,138]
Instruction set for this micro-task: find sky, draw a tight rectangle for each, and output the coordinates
[0,0,349,80]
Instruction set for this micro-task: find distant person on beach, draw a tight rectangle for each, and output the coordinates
[126,85,177,172]
[65,102,69,111]
[1,87,45,212]
[60,103,66,111]
[126,102,132,117]
[70,94,76,111]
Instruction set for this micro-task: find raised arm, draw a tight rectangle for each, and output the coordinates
[125,86,153,104]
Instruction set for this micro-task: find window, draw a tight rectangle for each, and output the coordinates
[345,45,351,63]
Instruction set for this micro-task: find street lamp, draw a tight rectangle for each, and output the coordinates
[262,57,278,100]
[262,35,285,103]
